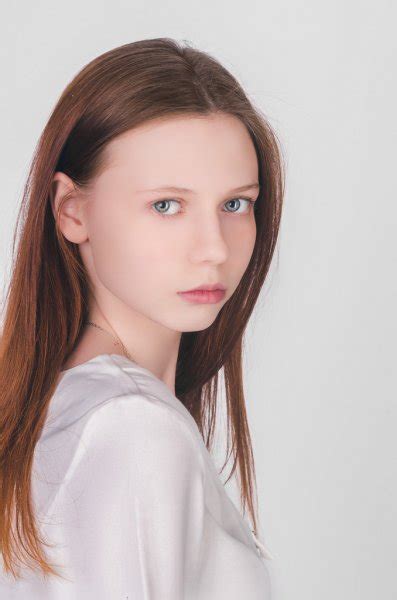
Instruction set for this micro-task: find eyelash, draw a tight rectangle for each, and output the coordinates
[151,197,258,218]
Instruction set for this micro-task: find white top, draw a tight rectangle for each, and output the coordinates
[0,353,273,599]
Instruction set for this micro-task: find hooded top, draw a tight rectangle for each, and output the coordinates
[0,353,273,599]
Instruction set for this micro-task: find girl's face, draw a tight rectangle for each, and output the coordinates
[56,112,259,333]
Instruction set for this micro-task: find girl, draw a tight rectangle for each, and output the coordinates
[0,38,284,599]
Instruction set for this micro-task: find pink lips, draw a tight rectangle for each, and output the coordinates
[177,283,226,304]
[178,289,226,304]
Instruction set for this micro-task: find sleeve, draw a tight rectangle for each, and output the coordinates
[57,393,206,599]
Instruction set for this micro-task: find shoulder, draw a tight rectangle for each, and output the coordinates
[78,391,206,478]
[49,354,192,433]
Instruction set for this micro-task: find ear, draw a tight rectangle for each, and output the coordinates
[50,172,88,244]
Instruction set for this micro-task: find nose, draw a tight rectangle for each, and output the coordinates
[187,214,229,265]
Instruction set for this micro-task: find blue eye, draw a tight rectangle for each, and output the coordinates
[152,197,257,218]
[152,199,181,217]
[224,198,257,214]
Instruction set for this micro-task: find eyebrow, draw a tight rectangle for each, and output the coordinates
[136,183,260,194]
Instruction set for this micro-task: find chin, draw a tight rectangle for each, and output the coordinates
[173,312,221,333]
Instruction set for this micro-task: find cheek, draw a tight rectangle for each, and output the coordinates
[226,219,257,272]
[88,211,180,304]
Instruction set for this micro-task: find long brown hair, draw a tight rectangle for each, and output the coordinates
[0,38,285,580]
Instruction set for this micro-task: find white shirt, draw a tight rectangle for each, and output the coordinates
[0,353,273,599]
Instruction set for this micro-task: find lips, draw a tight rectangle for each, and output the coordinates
[181,283,226,293]
[177,287,226,304]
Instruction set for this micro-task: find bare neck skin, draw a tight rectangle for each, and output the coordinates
[62,301,180,396]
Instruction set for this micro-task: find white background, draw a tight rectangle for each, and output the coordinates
[1,2,396,599]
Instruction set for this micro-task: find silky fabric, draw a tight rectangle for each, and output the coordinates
[0,353,273,599]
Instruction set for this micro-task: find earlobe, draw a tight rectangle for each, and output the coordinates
[50,172,88,244]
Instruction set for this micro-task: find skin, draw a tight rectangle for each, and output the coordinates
[51,112,259,395]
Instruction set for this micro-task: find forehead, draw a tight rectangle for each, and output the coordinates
[98,113,258,190]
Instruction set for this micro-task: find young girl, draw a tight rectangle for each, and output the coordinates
[0,38,284,599]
